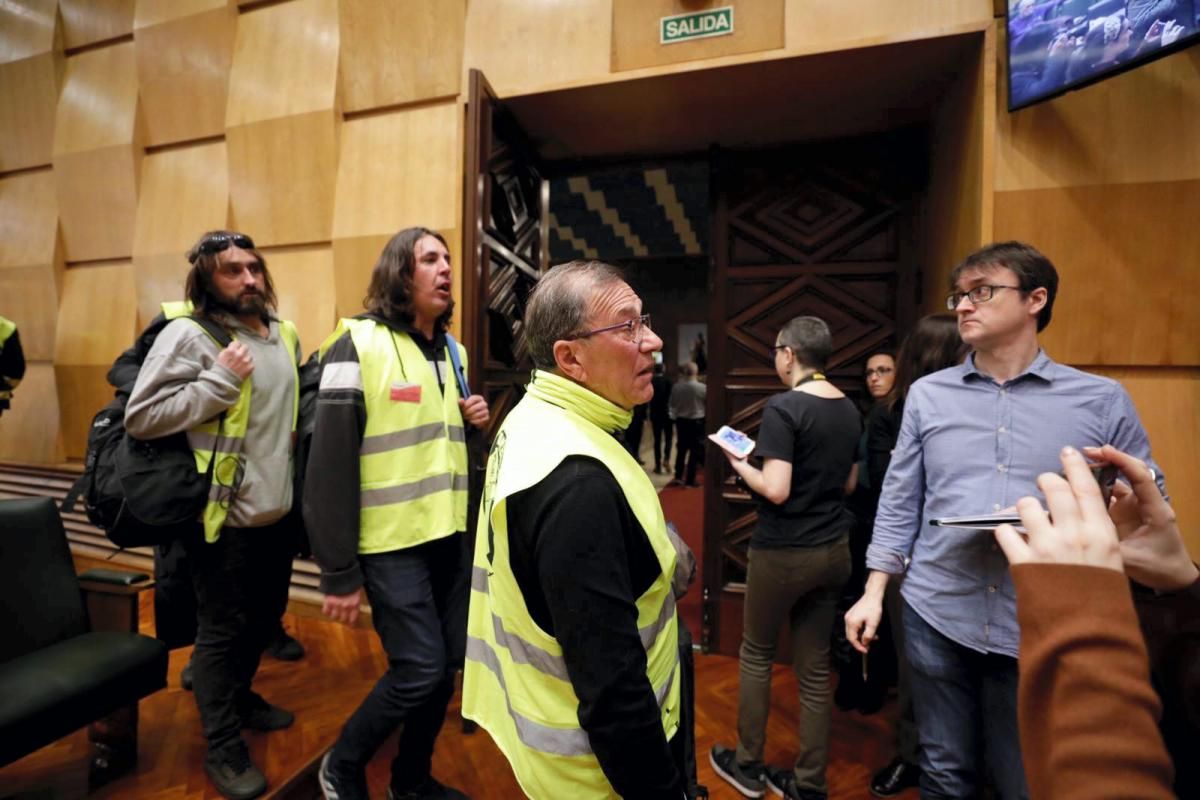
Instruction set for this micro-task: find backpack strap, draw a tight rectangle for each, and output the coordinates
[445,333,471,400]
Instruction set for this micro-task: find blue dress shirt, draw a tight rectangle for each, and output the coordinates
[866,350,1163,658]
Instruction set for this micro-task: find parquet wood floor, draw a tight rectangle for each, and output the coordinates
[0,587,915,799]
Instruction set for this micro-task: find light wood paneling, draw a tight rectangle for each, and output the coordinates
[332,103,459,239]
[331,234,388,322]
[0,364,62,464]
[462,0,611,97]
[54,145,142,262]
[0,51,64,171]
[133,142,229,256]
[921,27,994,312]
[339,0,464,113]
[0,265,62,361]
[134,4,237,146]
[225,0,340,127]
[0,0,59,64]
[269,245,337,356]
[994,180,1200,367]
[1087,368,1200,559]
[131,252,188,328]
[53,42,140,155]
[54,262,137,459]
[997,46,1200,192]
[59,0,135,50]
[612,0,784,72]
[226,110,338,246]
[0,170,59,270]
[784,0,992,54]
[133,0,231,30]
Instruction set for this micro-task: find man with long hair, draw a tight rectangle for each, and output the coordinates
[307,227,489,800]
[125,230,303,800]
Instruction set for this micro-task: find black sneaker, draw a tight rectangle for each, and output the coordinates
[240,701,295,731]
[318,751,369,800]
[388,775,470,799]
[870,756,921,797]
[764,766,826,800]
[204,741,267,800]
[266,630,306,661]
[709,744,766,798]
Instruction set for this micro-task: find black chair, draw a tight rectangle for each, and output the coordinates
[0,497,168,789]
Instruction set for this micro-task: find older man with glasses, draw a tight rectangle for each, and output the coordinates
[125,230,303,800]
[461,260,693,799]
[844,241,1164,800]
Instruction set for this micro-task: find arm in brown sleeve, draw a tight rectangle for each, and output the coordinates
[1012,563,1174,800]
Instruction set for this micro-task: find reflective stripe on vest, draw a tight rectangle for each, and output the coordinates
[461,390,681,800]
[338,318,468,554]
[161,303,301,542]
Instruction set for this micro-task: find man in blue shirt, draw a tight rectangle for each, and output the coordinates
[845,241,1162,799]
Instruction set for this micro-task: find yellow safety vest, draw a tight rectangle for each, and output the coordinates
[462,374,681,800]
[160,301,300,542]
[0,316,18,400]
[321,318,469,554]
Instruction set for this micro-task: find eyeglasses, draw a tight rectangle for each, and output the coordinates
[945,284,1022,310]
[864,366,894,378]
[190,233,255,263]
[568,313,653,345]
[770,345,789,355]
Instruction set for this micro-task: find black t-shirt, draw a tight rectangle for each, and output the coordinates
[751,389,861,549]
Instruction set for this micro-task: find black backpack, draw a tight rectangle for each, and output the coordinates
[62,315,233,549]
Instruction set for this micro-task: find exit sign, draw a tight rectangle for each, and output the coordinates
[660,7,734,45]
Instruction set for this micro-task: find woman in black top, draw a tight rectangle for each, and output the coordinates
[710,316,861,800]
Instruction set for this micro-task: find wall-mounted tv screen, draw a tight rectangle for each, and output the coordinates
[1008,0,1200,110]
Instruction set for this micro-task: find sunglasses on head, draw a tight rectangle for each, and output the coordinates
[190,233,255,262]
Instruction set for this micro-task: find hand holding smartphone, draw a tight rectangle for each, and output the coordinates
[709,425,755,459]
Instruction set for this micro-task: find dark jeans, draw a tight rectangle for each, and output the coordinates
[903,601,1029,800]
[737,539,851,793]
[674,418,705,484]
[184,517,296,753]
[330,533,468,791]
[885,580,918,765]
[651,416,673,469]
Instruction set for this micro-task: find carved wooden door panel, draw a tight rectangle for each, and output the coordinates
[703,139,919,655]
[462,69,548,436]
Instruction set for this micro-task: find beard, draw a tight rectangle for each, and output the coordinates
[208,289,268,319]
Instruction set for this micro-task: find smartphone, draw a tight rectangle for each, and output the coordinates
[1081,462,1119,506]
[709,425,755,458]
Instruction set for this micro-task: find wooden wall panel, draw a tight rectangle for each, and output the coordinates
[784,0,992,54]
[921,28,994,312]
[225,0,339,126]
[339,0,464,113]
[0,266,61,361]
[269,246,337,357]
[54,263,137,459]
[612,0,784,73]
[0,364,62,465]
[1088,368,1200,559]
[997,48,1200,192]
[134,4,237,146]
[53,146,142,262]
[994,181,1200,367]
[332,103,460,239]
[0,170,60,271]
[53,43,140,154]
[0,52,64,171]
[60,0,135,50]
[226,111,338,246]
[462,0,611,96]
[131,252,186,328]
[132,142,229,257]
[0,0,59,64]
[133,0,231,30]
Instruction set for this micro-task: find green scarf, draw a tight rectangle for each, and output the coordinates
[526,370,633,434]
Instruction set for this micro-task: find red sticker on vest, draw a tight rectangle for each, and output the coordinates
[390,383,422,403]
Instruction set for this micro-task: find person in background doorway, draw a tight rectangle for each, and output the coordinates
[668,362,706,488]
[650,363,674,474]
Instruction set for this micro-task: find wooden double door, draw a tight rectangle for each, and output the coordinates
[461,69,921,654]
